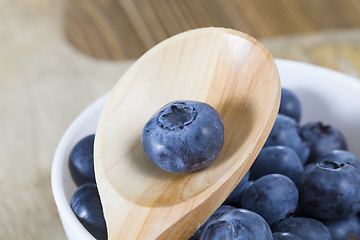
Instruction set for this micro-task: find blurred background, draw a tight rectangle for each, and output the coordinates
[65,0,360,61]
[1,0,360,239]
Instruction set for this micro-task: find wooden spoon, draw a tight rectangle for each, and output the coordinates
[94,27,280,240]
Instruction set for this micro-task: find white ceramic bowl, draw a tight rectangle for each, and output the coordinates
[51,59,360,239]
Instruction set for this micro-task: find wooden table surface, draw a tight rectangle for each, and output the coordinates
[65,0,360,60]
[1,0,360,239]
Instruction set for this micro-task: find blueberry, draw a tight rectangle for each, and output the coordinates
[223,179,254,208]
[298,161,360,219]
[199,208,272,240]
[70,183,107,240]
[301,121,347,164]
[295,163,316,188]
[293,201,312,218]
[222,171,250,208]
[273,217,332,240]
[250,146,304,184]
[316,149,360,169]
[69,134,96,187]
[265,114,310,165]
[272,232,303,240]
[279,88,302,122]
[141,101,224,173]
[238,180,254,207]
[322,215,360,240]
[242,174,298,226]
[189,205,235,240]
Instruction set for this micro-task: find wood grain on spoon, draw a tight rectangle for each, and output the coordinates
[94,27,280,240]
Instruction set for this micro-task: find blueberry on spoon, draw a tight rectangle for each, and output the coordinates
[141,101,224,173]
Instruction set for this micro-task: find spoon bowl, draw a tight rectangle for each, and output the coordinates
[94,28,280,239]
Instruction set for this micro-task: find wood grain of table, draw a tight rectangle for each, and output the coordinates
[65,0,360,60]
[1,0,360,239]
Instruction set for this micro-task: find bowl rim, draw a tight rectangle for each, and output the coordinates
[275,59,360,91]
[51,59,360,238]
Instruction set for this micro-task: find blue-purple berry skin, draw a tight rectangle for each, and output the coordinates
[273,217,332,240]
[301,121,347,164]
[272,232,303,240]
[250,146,304,184]
[322,215,360,240]
[242,174,298,226]
[69,134,96,187]
[223,171,250,208]
[316,149,360,169]
[70,183,107,240]
[293,201,312,218]
[189,205,235,240]
[298,161,360,219]
[141,101,224,173]
[199,208,272,240]
[296,163,315,188]
[239,180,254,208]
[279,88,302,122]
[265,114,310,165]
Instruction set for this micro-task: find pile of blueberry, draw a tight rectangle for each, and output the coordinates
[68,134,107,240]
[68,88,360,240]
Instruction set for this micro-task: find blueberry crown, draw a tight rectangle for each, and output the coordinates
[157,102,197,130]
